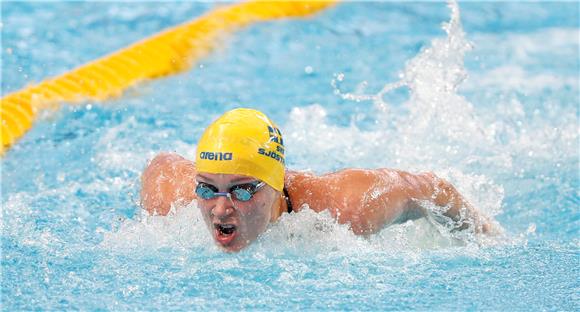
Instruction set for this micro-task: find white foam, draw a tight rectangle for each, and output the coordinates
[299,0,576,223]
[94,116,155,173]
[98,198,499,256]
[98,0,575,253]
[283,1,507,225]
[100,200,213,253]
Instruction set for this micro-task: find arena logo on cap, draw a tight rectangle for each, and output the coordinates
[199,151,233,161]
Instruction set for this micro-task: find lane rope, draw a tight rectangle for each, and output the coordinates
[0,0,337,154]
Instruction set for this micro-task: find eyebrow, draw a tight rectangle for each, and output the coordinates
[230,176,255,183]
[196,174,213,183]
[196,174,256,185]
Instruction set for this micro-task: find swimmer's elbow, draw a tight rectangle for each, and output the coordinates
[140,153,179,216]
[140,182,171,216]
[416,172,458,207]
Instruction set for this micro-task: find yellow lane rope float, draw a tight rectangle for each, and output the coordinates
[0,0,337,154]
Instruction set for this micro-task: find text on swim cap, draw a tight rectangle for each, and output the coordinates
[259,125,285,165]
[258,148,285,165]
[199,152,233,161]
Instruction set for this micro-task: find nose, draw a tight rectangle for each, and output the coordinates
[211,195,234,218]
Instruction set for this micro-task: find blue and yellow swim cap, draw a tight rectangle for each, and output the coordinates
[195,108,285,191]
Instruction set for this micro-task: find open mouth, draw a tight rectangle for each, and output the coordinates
[213,223,237,245]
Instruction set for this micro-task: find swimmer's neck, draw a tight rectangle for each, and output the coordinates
[270,170,305,222]
[271,194,287,222]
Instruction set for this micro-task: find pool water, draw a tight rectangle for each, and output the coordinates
[2,1,579,310]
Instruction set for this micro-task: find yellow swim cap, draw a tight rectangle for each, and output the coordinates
[196,108,285,191]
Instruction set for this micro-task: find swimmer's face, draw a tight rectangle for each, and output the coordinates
[195,173,278,252]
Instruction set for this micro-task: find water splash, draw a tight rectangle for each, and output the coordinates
[332,0,491,147]
[102,200,479,257]
[3,2,577,310]
[101,0,533,254]
[100,201,212,253]
[289,1,504,231]
[334,3,471,101]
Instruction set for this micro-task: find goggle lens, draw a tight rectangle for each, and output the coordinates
[195,181,264,202]
[231,187,255,201]
[196,185,216,200]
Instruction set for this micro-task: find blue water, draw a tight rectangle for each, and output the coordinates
[2,1,579,310]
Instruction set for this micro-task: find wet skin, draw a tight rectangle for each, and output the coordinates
[195,173,280,252]
[140,153,495,251]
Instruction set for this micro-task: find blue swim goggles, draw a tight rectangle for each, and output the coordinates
[195,181,266,202]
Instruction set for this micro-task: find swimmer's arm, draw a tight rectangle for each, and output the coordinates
[405,172,495,234]
[140,153,197,216]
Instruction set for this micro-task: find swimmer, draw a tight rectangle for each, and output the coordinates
[141,108,497,252]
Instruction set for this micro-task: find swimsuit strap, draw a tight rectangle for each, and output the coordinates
[283,187,293,213]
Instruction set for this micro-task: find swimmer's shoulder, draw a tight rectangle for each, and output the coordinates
[282,168,398,215]
[284,167,422,198]
[284,168,385,186]
[283,168,386,199]
[287,167,402,182]
[283,170,326,212]
[284,170,315,196]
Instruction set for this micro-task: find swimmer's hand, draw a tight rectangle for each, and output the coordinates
[140,153,197,216]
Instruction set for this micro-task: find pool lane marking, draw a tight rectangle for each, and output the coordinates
[0,0,337,154]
